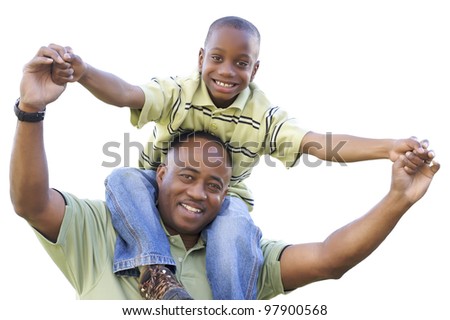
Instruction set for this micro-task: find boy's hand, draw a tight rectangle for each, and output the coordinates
[390,137,434,165]
[49,44,87,85]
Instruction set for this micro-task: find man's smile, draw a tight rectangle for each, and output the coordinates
[180,202,203,214]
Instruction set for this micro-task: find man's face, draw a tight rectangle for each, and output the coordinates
[198,26,260,108]
[156,136,231,237]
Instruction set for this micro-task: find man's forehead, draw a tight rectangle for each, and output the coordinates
[168,138,230,168]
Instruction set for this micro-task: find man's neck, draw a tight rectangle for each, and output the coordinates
[180,234,200,251]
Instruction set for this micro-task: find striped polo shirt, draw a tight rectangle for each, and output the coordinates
[131,71,307,210]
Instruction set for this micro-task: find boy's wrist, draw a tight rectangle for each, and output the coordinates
[385,139,396,160]
[78,63,90,84]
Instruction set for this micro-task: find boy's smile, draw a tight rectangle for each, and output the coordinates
[198,25,260,108]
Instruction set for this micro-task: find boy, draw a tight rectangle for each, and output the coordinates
[50,16,430,300]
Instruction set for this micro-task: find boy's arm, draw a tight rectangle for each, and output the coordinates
[50,44,145,109]
[78,63,145,109]
[279,155,439,291]
[300,131,432,164]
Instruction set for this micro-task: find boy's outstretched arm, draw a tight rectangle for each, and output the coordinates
[279,153,440,291]
[49,44,145,109]
[300,131,433,164]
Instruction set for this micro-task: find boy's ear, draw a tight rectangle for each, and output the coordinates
[198,48,205,71]
[251,60,260,82]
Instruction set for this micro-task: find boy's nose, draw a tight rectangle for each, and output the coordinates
[218,61,235,77]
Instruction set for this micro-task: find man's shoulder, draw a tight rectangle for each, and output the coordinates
[55,191,112,240]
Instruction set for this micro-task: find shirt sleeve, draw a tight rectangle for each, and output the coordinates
[257,239,290,299]
[31,191,115,296]
[262,107,309,168]
[130,77,183,129]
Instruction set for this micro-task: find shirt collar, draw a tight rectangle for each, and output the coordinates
[160,218,206,251]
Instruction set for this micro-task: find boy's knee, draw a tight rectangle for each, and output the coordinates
[105,167,141,186]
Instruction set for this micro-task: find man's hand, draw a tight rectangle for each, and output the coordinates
[391,148,440,204]
[20,46,67,111]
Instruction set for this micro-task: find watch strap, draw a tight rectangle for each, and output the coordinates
[14,98,46,122]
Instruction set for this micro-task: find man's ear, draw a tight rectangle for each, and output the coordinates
[156,163,167,186]
[250,60,260,82]
[198,48,205,72]
[221,186,229,204]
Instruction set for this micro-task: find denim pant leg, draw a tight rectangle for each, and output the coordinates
[202,196,263,300]
[105,167,176,277]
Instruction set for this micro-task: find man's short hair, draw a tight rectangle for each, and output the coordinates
[168,131,233,168]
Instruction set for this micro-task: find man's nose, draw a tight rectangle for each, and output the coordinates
[187,181,207,200]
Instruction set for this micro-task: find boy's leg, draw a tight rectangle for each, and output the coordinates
[105,167,192,300]
[202,196,263,300]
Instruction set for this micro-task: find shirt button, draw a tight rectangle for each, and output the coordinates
[211,123,217,130]
[178,257,183,262]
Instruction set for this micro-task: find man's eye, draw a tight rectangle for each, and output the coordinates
[179,174,193,181]
[208,183,222,192]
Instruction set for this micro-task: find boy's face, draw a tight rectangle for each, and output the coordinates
[156,136,231,238]
[198,26,260,108]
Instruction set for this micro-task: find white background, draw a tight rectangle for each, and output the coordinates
[1,0,449,319]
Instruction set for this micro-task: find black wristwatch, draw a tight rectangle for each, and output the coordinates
[14,98,46,122]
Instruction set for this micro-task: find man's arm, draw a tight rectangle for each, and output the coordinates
[49,44,145,109]
[10,47,67,243]
[279,153,439,291]
[300,131,432,165]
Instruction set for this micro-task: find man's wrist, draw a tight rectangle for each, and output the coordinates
[385,190,413,210]
[14,98,46,122]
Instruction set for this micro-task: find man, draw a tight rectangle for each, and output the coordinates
[10,46,440,300]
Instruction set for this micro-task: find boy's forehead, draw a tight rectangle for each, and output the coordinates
[208,26,258,46]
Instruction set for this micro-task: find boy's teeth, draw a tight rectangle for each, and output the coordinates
[182,203,201,213]
[216,80,233,87]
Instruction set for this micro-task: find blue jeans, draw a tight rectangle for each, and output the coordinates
[105,167,263,299]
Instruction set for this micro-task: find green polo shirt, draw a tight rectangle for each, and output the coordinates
[33,191,288,300]
[131,72,308,209]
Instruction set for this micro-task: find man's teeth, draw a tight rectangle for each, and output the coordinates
[182,203,201,213]
[215,80,234,88]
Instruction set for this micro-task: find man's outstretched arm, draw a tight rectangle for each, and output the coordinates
[280,153,440,291]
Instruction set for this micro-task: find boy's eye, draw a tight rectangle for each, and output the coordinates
[237,61,249,68]
[211,55,222,62]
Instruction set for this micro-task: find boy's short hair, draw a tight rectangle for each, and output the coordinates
[205,16,261,47]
